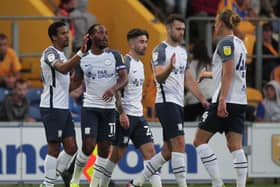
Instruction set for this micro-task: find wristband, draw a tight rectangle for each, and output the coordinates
[76,50,84,58]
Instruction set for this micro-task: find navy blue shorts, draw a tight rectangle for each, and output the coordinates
[40,108,75,143]
[113,114,153,149]
[198,103,246,134]
[81,107,116,142]
[155,102,184,141]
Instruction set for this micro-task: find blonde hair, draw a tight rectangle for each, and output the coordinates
[219,9,241,29]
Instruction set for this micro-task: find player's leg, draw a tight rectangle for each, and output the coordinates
[193,105,224,187]
[140,142,162,187]
[100,113,132,187]
[161,103,187,187]
[226,132,247,187]
[57,112,78,187]
[134,116,162,187]
[226,104,247,187]
[90,109,116,187]
[40,108,65,187]
[130,141,170,187]
[71,107,98,186]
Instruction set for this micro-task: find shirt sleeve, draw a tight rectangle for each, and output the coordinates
[112,51,127,71]
[217,37,234,63]
[43,48,60,67]
[152,43,167,67]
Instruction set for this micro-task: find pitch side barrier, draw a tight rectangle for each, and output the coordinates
[186,16,280,91]
[0,121,260,184]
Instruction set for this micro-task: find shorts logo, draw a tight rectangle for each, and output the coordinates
[85,127,91,135]
[201,111,208,123]
[223,46,232,56]
[272,134,280,166]
[123,136,129,144]
[177,123,183,131]
[108,123,116,137]
[57,130,62,138]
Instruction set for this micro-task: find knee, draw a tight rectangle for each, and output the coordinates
[64,143,78,156]
[227,142,242,152]
[161,145,171,160]
[142,147,156,160]
[82,139,96,155]
[47,142,61,157]
[171,136,185,152]
[193,137,205,148]
[97,141,111,157]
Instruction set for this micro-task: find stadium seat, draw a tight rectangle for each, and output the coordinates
[243,34,256,64]
[26,88,42,106]
[246,87,263,107]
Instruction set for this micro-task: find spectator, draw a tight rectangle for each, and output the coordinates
[55,0,76,36]
[253,22,280,84]
[189,0,220,42]
[0,79,35,122]
[256,80,280,122]
[0,33,21,89]
[70,0,97,51]
[184,41,214,121]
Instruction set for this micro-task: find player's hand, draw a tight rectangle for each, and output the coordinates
[119,113,129,129]
[217,99,228,118]
[201,99,210,109]
[81,34,89,53]
[170,53,176,69]
[102,88,115,102]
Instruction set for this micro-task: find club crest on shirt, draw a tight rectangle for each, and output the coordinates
[223,46,232,56]
[47,53,55,62]
[104,59,113,66]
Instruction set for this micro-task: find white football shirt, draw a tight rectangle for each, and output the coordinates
[212,35,247,104]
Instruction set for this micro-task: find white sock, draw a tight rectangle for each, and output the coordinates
[71,150,89,184]
[90,156,108,187]
[144,160,162,187]
[171,152,187,187]
[232,149,248,187]
[100,159,116,187]
[133,152,166,186]
[56,151,73,175]
[43,155,57,187]
[196,144,223,187]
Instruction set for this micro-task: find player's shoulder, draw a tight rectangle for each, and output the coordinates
[153,41,168,53]
[218,35,234,47]
[43,46,59,56]
[105,48,121,56]
[124,54,132,63]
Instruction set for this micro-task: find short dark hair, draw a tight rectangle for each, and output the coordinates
[87,24,101,35]
[165,14,185,25]
[48,21,66,41]
[127,28,149,41]
[15,79,27,86]
[0,33,8,40]
[263,22,273,31]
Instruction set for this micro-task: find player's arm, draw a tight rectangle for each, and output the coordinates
[103,52,128,102]
[217,39,235,118]
[153,53,175,83]
[46,34,88,74]
[115,91,129,129]
[185,68,209,108]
